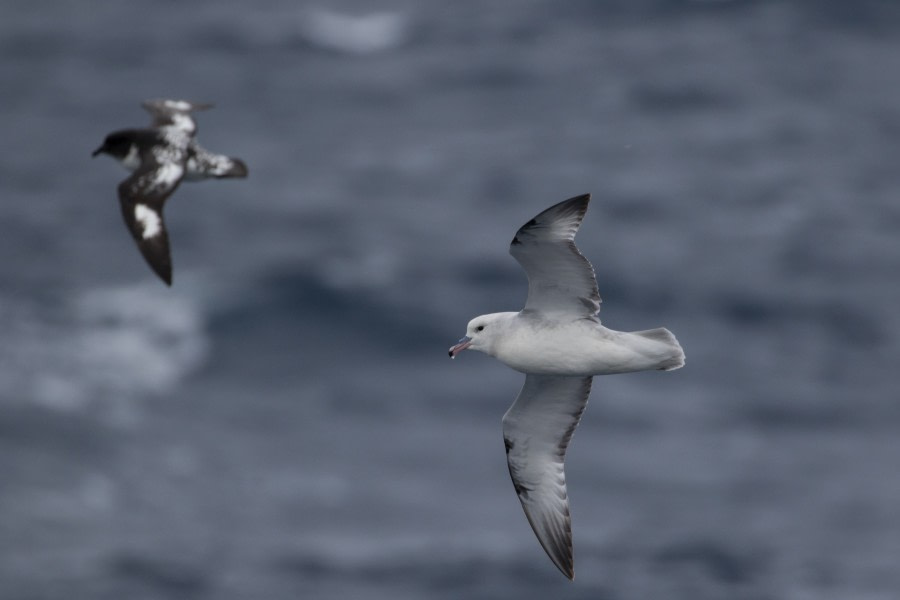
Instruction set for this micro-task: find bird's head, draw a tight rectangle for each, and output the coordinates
[448,312,515,359]
[92,131,133,159]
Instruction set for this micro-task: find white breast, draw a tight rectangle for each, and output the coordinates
[121,144,141,171]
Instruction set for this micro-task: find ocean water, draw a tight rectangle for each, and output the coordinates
[1,1,899,598]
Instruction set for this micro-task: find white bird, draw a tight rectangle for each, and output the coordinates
[448,194,684,580]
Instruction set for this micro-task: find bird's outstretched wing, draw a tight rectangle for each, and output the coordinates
[142,99,212,136]
[509,194,601,318]
[117,144,186,285]
[502,374,592,580]
[185,141,249,179]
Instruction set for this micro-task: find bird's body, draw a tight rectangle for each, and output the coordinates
[479,312,683,376]
[92,99,247,285]
[107,131,244,182]
[449,194,684,580]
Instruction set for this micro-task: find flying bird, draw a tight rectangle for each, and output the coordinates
[92,99,248,285]
[448,194,685,579]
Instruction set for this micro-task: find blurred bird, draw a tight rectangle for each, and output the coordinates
[92,99,248,285]
[449,194,685,580]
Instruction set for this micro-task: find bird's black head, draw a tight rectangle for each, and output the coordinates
[92,131,134,159]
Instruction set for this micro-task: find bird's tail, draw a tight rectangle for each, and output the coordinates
[633,327,685,371]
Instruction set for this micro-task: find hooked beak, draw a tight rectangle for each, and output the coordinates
[448,336,472,359]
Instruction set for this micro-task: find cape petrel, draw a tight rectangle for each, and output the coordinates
[92,99,248,285]
[449,194,685,579]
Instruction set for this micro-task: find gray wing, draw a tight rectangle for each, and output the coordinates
[141,99,212,136]
[502,374,592,580]
[117,145,186,285]
[509,194,601,318]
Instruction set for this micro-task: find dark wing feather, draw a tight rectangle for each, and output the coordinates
[117,146,186,285]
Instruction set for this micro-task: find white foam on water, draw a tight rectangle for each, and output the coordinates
[300,8,409,55]
[0,283,209,413]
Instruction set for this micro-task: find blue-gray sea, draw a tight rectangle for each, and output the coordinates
[2,1,899,598]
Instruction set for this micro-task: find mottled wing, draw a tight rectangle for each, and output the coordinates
[117,146,186,285]
[509,194,601,318]
[502,374,592,580]
[185,140,249,180]
[141,99,212,136]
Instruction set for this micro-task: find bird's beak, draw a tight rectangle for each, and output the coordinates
[91,145,104,157]
[448,336,472,359]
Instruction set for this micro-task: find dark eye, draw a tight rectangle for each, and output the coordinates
[476,325,484,332]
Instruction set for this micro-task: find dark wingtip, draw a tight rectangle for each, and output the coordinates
[551,554,575,580]
[146,258,172,286]
[537,193,591,221]
[550,549,575,580]
[157,268,172,286]
[564,193,591,212]
[557,193,590,216]
[140,249,172,286]
[230,159,249,178]
[554,193,591,225]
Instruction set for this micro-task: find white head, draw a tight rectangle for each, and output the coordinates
[448,312,517,359]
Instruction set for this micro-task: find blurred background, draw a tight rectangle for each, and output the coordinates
[2,1,899,598]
